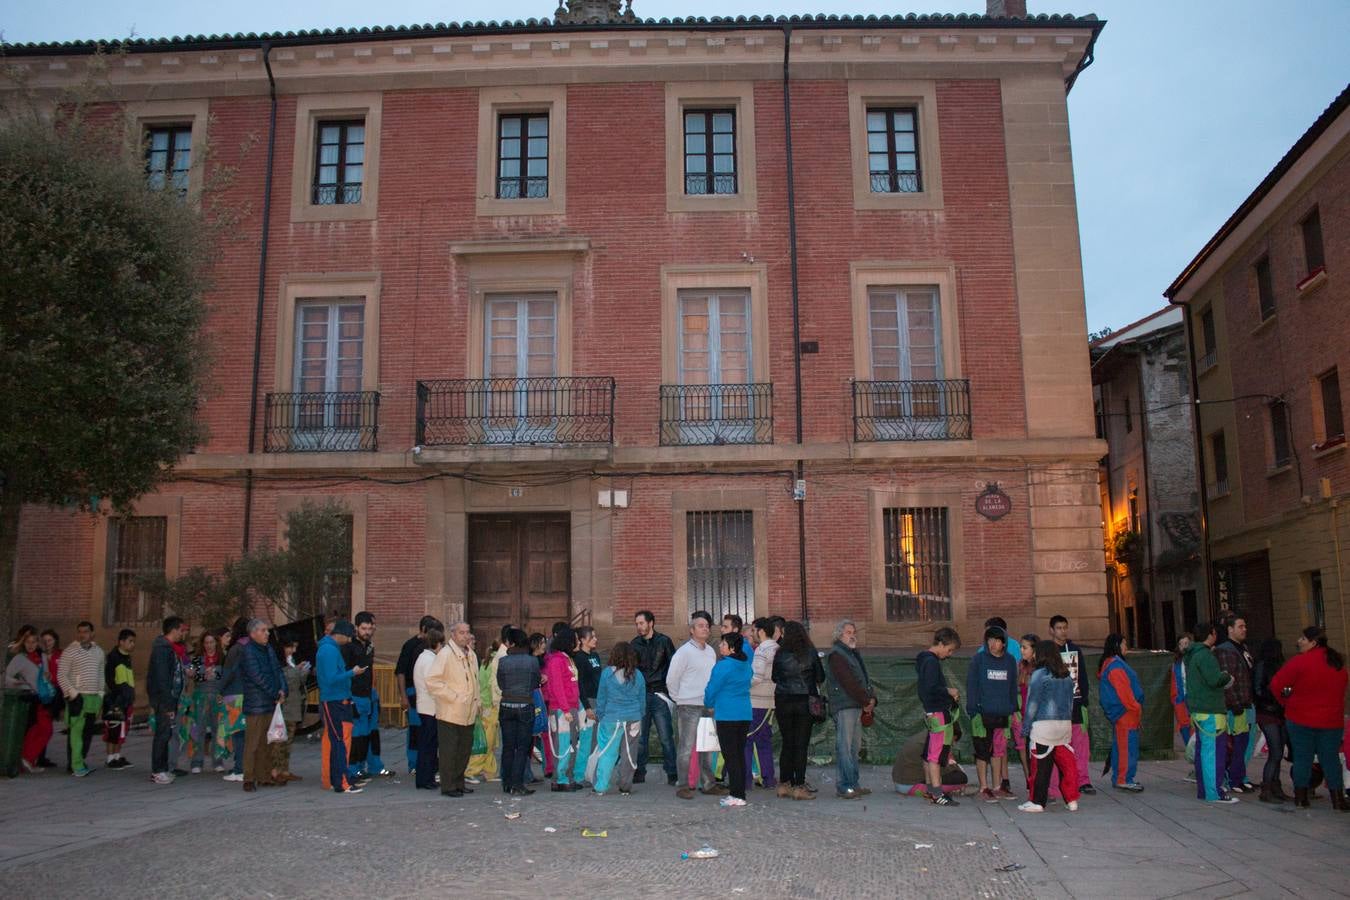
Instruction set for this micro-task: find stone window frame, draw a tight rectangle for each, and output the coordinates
[866,487,965,626]
[848,261,962,382]
[847,80,944,212]
[274,273,382,395]
[670,489,769,624]
[660,263,771,386]
[90,494,182,627]
[475,85,568,218]
[275,493,368,618]
[664,82,759,213]
[125,99,211,201]
[289,92,383,223]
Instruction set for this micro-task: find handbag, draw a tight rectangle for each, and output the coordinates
[531,689,548,735]
[695,716,721,752]
[807,693,828,724]
[266,702,287,743]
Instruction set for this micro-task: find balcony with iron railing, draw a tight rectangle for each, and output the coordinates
[659,383,773,446]
[263,391,380,452]
[852,379,972,442]
[415,377,615,447]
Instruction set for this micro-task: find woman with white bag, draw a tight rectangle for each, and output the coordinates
[589,642,646,795]
[703,632,753,808]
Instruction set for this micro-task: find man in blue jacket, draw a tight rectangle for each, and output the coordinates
[318,620,366,794]
[240,618,286,792]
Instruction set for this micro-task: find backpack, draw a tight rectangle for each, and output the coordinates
[35,662,57,704]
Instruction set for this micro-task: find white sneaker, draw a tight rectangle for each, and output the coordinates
[464,775,482,785]
[719,796,748,808]
[222,772,244,782]
[1018,801,1044,813]
[152,772,175,785]
[213,762,226,773]
[190,766,202,774]
[1066,800,1079,812]
[20,759,38,774]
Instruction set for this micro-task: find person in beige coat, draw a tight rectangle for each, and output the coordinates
[426,622,481,797]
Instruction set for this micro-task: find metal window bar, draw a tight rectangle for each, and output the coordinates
[659,383,773,446]
[264,391,380,452]
[497,113,550,199]
[686,510,756,622]
[312,119,365,205]
[683,109,737,195]
[416,377,615,446]
[866,107,922,194]
[852,379,971,441]
[108,516,168,624]
[145,125,192,196]
[323,515,355,619]
[882,507,951,623]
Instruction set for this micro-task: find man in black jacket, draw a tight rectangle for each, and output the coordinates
[1050,615,1095,795]
[146,616,188,785]
[632,610,678,785]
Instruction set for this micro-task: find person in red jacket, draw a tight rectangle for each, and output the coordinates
[1269,626,1349,811]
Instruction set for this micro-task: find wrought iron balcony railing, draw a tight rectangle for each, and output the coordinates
[264,391,380,452]
[659,383,773,446]
[416,377,615,446]
[852,379,972,442]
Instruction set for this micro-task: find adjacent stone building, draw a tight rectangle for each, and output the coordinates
[1166,84,1348,645]
[5,2,1109,650]
[1091,307,1205,650]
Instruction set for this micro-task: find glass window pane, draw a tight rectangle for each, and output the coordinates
[685,154,707,174]
[866,111,887,132]
[526,158,547,177]
[869,153,890,173]
[320,125,340,143]
[712,132,733,154]
[893,133,916,153]
[713,154,734,173]
[527,137,548,158]
[500,117,521,138]
[685,133,706,154]
[867,132,888,153]
[346,144,364,165]
[527,116,548,138]
[896,153,917,172]
[499,158,520,178]
[319,145,340,165]
[500,137,521,159]
[893,112,914,131]
[344,164,363,185]
[712,113,734,133]
[346,125,364,144]
[684,112,706,134]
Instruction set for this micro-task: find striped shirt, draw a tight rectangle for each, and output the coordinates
[58,642,106,696]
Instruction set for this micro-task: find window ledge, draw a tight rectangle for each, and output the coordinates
[1251,314,1277,337]
[1266,463,1292,479]
[1297,266,1328,295]
[1312,437,1346,459]
[1207,483,1231,501]
[1198,357,1219,378]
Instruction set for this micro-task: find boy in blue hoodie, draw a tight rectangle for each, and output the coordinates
[317,621,366,794]
[967,626,1019,801]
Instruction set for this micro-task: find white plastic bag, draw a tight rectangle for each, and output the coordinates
[266,702,287,744]
[1184,731,1196,763]
[695,716,720,753]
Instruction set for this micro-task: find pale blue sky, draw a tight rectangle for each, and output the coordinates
[4,1,1347,332]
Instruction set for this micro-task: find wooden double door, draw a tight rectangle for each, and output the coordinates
[468,513,571,646]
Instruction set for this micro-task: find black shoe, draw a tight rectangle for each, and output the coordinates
[172,769,190,777]
[552,784,572,792]
[510,787,536,796]
[461,787,474,793]
[528,777,544,785]
[667,774,678,786]
[569,782,586,792]
[441,789,464,798]
[1078,784,1097,795]
[633,772,646,784]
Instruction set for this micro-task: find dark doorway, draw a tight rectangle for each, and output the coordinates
[468,513,571,647]
[1161,599,1177,651]
[1214,552,1275,642]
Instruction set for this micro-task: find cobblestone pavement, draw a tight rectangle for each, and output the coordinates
[3,728,1348,899]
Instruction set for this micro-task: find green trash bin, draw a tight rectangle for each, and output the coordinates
[1,688,33,777]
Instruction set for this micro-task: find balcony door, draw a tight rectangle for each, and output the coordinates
[484,293,557,439]
[867,287,945,439]
[294,300,364,448]
[676,289,755,442]
[467,513,571,647]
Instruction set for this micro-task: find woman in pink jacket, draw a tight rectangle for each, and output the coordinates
[542,627,584,792]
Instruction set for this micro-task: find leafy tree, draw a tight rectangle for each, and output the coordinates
[0,102,214,640]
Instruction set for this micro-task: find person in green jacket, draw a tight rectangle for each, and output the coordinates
[1183,622,1238,804]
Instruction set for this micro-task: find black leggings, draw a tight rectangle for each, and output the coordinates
[1260,720,1287,786]
[776,696,815,787]
[716,721,750,799]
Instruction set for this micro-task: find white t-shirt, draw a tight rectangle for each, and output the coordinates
[413,648,438,716]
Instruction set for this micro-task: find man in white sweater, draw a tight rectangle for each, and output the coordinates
[667,610,720,799]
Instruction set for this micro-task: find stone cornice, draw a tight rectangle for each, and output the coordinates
[6,27,1093,95]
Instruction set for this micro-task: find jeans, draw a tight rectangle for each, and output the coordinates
[414,716,439,789]
[499,704,534,792]
[151,701,177,774]
[637,692,677,780]
[676,704,716,790]
[776,695,814,787]
[231,731,246,775]
[716,721,750,800]
[1224,708,1251,787]
[1259,720,1287,786]
[833,707,862,793]
[1287,721,1345,791]
[744,707,776,788]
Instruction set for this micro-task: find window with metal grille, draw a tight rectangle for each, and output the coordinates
[683,109,737,195]
[324,515,355,618]
[313,119,365,205]
[866,107,921,193]
[882,507,951,622]
[1254,256,1275,320]
[145,125,192,195]
[1269,399,1291,468]
[1301,207,1325,275]
[106,516,168,624]
[294,300,365,432]
[1199,307,1217,369]
[497,113,549,199]
[1320,368,1344,443]
[1210,430,1229,496]
[686,510,755,622]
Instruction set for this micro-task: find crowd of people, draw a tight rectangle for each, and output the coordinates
[5,609,1348,816]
